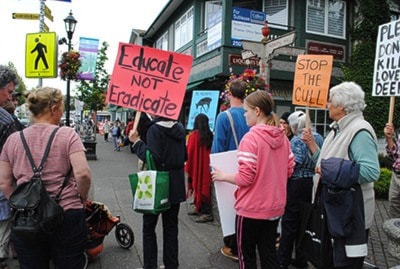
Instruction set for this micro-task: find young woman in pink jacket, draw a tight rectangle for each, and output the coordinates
[212,90,295,269]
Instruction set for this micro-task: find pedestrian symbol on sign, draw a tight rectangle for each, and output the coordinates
[31,37,49,70]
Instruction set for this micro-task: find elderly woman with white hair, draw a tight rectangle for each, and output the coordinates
[277,111,324,269]
[302,81,380,269]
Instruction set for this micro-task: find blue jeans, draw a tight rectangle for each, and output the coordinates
[12,209,88,269]
[143,203,180,269]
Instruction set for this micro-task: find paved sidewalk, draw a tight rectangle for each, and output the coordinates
[6,135,400,269]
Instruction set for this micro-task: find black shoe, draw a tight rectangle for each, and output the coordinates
[195,214,213,223]
[291,259,308,268]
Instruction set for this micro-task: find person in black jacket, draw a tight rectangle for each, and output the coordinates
[129,115,187,269]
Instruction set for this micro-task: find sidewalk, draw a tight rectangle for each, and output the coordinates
[7,135,400,269]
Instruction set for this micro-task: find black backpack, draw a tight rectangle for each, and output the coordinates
[9,128,70,238]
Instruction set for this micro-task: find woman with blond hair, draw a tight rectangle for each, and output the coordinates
[0,86,91,269]
[212,90,295,269]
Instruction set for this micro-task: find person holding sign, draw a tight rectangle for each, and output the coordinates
[383,123,400,218]
[129,115,187,269]
[305,82,380,269]
[211,90,295,269]
[277,111,324,269]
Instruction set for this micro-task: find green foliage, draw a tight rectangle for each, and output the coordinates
[341,0,399,137]
[374,168,392,199]
[76,41,110,115]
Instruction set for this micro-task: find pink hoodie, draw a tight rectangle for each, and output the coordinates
[233,124,294,220]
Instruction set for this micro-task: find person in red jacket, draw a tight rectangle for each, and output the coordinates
[185,114,214,223]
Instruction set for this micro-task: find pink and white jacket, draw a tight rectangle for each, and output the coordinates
[233,124,295,220]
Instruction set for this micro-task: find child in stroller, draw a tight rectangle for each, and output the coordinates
[85,200,134,261]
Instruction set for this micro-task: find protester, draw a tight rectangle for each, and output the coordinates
[102,119,111,142]
[0,65,18,269]
[277,111,324,269]
[211,79,250,260]
[125,117,134,146]
[304,81,380,269]
[280,112,293,140]
[211,90,295,269]
[129,115,187,269]
[384,122,400,218]
[185,113,214,223]
[0,86,92,269]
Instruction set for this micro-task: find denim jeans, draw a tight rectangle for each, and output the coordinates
[143,203,180,269]
[12,209,88,269]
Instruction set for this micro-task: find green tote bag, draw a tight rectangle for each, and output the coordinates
[129,150,170,214]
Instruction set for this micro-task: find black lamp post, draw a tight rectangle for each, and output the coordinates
[63,10,77,127]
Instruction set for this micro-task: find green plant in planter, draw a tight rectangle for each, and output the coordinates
[374,168,392,199]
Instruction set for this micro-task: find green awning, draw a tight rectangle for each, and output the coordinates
[186,80,205,90]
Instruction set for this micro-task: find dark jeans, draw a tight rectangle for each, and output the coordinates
[277,177,313,267]
[12,209,88,269]
[236,215,280,269]
[143,203,180,269]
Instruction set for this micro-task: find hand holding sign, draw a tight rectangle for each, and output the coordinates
[106,43,193,120]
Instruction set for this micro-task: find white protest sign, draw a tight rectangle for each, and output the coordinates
[210,150,238,237]
[372,19,400,96]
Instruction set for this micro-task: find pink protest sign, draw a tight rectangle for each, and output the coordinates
[107,43,193,120]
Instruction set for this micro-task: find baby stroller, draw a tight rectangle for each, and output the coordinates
[85,200,134,261]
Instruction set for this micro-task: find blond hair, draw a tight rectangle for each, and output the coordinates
[26,87,63,117]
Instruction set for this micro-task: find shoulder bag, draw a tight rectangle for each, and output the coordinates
[296,180,334,269]
[129,149,170,214]
[9,127,70,237]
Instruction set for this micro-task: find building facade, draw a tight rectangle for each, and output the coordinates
[131,0,399,136]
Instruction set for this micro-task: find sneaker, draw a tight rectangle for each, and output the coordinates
[195,214,213,223]
[220,246,238,261]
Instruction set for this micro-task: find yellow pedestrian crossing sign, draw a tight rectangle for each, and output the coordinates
[25,32,57,78]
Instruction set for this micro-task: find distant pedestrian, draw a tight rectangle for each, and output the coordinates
[185,114,214,223]
[2,92,25,131]
[129,115,187,269]
[111,121,121,151]
[280,112,293,140]
[102,120,110,142]
[211,90,295,269]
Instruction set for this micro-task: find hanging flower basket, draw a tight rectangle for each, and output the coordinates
[59,50,82,81]
[220,69,270,111]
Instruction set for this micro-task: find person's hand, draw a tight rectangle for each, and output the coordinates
[384,123,395,138]
[129,130,140,143]
[301,127,315,146]
[211,166,225,182]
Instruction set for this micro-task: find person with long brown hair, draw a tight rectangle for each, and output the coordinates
[185,113,214,223]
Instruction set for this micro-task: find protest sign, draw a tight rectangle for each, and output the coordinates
[186,90,220,131]
[106,43,193,120]
[210,150,238,237]
[292,54,333,109]
[373,19,400,97]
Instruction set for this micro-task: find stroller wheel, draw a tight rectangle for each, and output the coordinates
[115,223,134,249]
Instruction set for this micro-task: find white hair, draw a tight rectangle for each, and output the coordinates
[288,110,307,135]
[329,82,366,114]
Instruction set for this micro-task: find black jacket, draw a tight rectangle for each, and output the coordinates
[133,117,187,204]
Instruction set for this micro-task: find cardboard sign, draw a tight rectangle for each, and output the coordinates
[373,19,400,96]
[106,43,193,120]
[292,54,333,108]
[186,90,220,131]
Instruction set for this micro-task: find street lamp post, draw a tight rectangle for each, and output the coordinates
[64,10,77,127]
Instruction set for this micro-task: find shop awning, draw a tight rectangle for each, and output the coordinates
[186,80,205,90]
